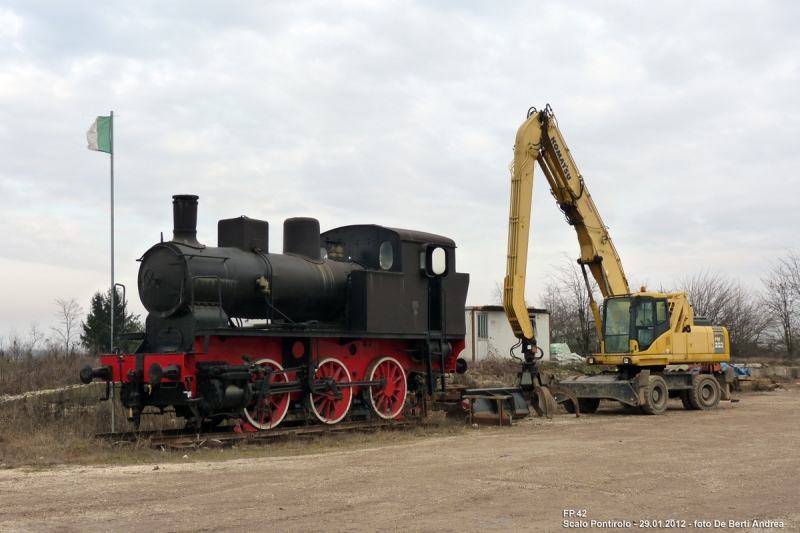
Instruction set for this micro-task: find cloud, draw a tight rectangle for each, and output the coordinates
[0,1,798,336]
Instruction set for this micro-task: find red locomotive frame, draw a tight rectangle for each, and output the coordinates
[101,336,464,431]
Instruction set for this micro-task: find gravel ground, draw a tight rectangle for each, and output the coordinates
[1,390,798,532]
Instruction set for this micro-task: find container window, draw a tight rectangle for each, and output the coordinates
[477,314,489,338]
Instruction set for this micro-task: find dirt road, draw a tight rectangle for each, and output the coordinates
[1,391,798,532]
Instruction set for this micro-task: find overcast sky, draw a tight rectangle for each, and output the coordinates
[1,1,798,341]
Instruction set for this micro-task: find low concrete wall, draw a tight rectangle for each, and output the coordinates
[0,383,109,416]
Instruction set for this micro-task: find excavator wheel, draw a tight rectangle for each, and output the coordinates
[688,374,720,410]
[548,384,580,417]
[563,398,599,414]
[531,386,556,419]
[640,375,669,415]
[579,398,600,414]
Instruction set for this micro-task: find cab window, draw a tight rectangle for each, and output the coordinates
[379,241,393,270]
[635,300,654,327]
[656,300,668,324]
[603,298,631,353]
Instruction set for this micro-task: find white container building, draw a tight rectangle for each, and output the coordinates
[462,306,551,363]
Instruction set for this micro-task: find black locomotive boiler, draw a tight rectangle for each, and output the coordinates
[81,195,469,429]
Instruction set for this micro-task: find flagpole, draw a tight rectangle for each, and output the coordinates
[110,111,115,434]
[110,110,114,354]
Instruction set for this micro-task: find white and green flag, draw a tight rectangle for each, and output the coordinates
[86,116,112,153]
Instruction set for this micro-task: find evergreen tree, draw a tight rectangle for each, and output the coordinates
[80,288,144,354]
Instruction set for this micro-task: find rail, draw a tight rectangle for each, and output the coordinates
[96,419,428,449]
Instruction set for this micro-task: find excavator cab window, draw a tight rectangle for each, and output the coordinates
[656,300,668,324]
[632,297,671,352]
[603,298,631,353]
[634,298,656,350]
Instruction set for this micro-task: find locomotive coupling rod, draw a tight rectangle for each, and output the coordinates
[309,377,386,392]
[253,381,305,395]
[309,390,344,400]
[341,378,386,388]
[252,366,303,376]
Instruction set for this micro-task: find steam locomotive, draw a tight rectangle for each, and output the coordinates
[80,195,469,430]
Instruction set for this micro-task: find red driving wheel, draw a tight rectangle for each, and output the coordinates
[243,359,290,430]
[365,356,407,419]
[307,358,353,424]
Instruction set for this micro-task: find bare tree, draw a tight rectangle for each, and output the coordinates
[671,271,768,357]
[491,280,503,306]
[27,322,44,356]
[492,280,532,307]
[51,298,84,356]
[672,271,731,322]
[761,251,800,358]
[539,256,602,357]
[7,328,24,360]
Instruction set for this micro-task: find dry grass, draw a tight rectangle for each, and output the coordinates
[0,352,469,468]
[1,396,119,467]
[749,377,779,391]
[453,356,602,389]
[0,393,467,469]
[452,355,521,388]
[0,353,97,397]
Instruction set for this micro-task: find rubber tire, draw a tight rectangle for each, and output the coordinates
[688,374,720,410]
[578,398,600,414]
[562,398,598,414]
[680,390,693,410]
[640,375,669,415]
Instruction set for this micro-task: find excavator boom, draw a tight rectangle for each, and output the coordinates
[504,105,630,343]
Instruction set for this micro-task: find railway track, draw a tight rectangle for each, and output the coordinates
[96,418,426,449]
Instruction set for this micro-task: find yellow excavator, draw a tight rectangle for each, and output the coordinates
[503,105,733,416]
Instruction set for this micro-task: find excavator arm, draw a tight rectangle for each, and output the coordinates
[504,105,630,346]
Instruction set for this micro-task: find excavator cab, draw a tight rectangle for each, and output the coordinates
[602,295,671,354]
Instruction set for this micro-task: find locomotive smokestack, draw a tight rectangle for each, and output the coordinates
[171,194,204,248]
[283,217,321,262]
